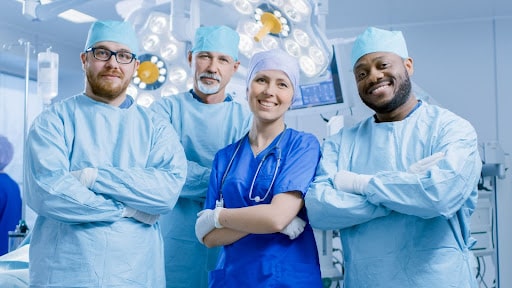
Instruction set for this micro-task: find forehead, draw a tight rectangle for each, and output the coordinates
[92,41,132,52]
[195,51,233,59]
[354,52,401,68]
[254,69,290,80]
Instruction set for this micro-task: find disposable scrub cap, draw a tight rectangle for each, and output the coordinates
[351,26,408,68]
[0,135,14,171]
[84,20,139,55]
[246,49,300,100]
[191,25,240,61]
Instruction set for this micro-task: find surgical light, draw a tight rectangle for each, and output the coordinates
[148,14,168,34]
[161,85,180,98]
[293,29,310,47]
[123,0,332,105]
[132,53,168,91]
[233,0,332,78]
[126,11,191,106]
[233,0,254,15]
[160,42,179,61]
[142,34,160,52]
[136,92,156,107]
[288,0,310,15]
[168,67,188,84]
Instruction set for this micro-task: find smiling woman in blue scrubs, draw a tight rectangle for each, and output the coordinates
[195,48,323,287]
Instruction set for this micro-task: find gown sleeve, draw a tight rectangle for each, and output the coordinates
[90,114,187,215]
[365,114,481,219]
[273,132,321,196]
[305,132,391,230]
[25,111,124,223]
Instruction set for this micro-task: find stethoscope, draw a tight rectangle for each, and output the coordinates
[216,129,286,208]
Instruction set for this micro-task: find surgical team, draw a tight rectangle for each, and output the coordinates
[20,18,481,288]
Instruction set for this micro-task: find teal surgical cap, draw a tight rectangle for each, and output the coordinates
[84,20,139,55]
[0,135,13,171]
[191,25,240,61]
[246,49,300,99]
[351,27,408,68]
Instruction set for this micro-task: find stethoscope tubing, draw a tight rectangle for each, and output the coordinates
[217,129,286,207]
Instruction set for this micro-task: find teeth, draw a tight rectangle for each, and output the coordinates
[371,85,388,94]
[259,101,275,107]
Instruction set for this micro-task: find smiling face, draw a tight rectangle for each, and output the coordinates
[248,69,294,124]
[81,41,139,105]
[353,52,414,116]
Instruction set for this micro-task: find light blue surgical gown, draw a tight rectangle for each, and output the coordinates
[24,94,187,288]
[205,128,323,288]
[305,101,482,288]
[150,91,252,288]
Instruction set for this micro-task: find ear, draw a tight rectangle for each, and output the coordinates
[404,57,414,76]
[187,52,193,67]
[80,53,87,71]
[233,60,240,72]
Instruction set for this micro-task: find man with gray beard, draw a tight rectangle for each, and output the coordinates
[150,25,252,288]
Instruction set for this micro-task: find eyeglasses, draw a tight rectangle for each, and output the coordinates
[85,47,136,64]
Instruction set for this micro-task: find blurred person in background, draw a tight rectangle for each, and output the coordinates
[0,135,22,256]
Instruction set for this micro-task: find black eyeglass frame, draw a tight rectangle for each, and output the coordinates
[85,47,137,64]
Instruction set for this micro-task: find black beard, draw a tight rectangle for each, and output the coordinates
[363,73,412,114]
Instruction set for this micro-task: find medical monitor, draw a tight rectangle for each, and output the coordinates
[290,49,344,110]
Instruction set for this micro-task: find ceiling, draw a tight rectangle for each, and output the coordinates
[1,0,511,78]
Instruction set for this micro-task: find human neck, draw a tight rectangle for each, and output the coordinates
[248,122,286,155]
[375,95,418,122]
[84,90,126,107]
[193,89,226,104]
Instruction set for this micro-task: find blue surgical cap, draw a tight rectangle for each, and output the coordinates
[351,27,408,68]
[191,25,240,61]
[84,20,139,55]
[0,135,14,171]
[246,49,300,100]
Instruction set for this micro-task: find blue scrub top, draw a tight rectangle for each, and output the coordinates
[205,128,323,288]
[0,173,21,255]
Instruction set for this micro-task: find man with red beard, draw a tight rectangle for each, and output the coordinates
[306,27,481,288]
[24,20,187,287]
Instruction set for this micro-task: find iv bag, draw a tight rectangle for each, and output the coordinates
[37,48,59,105]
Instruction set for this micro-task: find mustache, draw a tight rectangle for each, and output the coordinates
[100,68,123,78]
[199,72,221,82]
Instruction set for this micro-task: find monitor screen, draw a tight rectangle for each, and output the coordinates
[291,49,344,109]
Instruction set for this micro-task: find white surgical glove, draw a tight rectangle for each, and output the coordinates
[70,168,98,188]
[195,207,224,244]
[334,170,372,195]
[407,152,446,174]
[122,206,160,225]
[280,216,306,240]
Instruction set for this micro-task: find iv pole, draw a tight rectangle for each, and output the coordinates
[21,39,31,222]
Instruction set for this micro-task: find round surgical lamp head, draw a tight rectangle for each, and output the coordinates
[133,54,167,91]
